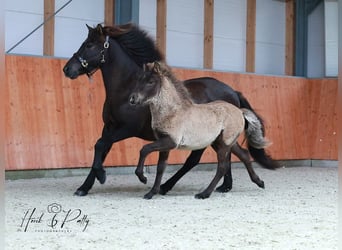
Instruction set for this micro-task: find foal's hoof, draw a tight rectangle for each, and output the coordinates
[74,189,88,196]
[94,169,106,184]
[143,192,155,200]
[195,192,211,199]
[215,184,232,193]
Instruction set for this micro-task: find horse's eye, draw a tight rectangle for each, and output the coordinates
[86,43,94,48]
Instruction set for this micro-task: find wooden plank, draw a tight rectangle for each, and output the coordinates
[285,0,295,75]
[4,55,338,170]
[203,0,214,69]
[246,0,256,72]
[156,0,167,56]
[43,0,55,56]
[105,0,115,26]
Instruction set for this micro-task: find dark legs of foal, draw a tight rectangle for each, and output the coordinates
[218,143,264,190]
[160,143,264,195]
[135,136,176,199]
[195,144,232,199]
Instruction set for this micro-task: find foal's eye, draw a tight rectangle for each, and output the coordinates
[86,43,94,48]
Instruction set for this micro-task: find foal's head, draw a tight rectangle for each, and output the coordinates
[129,61,167,106]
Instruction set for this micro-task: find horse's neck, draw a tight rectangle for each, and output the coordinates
[150,78,190,119]
[100,41,139,93]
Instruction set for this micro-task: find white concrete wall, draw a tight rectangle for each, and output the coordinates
[166,0,204,68]
[255,0,285,75]
[54,0,104,58]
[324,0,338,77]
[6,0,337,77]
[138,0,156,39]
[213,0,246,72]
[5,0,104,58]
[5,0,44,55]
[307,1,325,78]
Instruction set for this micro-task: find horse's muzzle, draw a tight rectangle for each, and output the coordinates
[63,65,78,79]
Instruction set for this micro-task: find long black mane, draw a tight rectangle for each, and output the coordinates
[102,23,164,67]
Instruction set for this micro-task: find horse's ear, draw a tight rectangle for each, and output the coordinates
[86,24,92,31]
[96,24,103,35]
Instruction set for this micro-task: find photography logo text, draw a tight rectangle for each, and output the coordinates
[18,203,90,233]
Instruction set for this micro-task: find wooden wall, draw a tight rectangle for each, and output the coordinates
[5,55,337,170]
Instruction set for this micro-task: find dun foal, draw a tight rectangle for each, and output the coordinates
[129,62,271,199]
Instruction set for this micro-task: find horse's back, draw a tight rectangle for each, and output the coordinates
[183,77,240,106]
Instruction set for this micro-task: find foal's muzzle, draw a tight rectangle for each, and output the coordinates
[129,94,139,105]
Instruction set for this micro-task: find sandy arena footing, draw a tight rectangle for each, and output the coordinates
[5,166,337,250]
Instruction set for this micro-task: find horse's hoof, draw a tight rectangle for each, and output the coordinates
[195,192,210,199]
[215,185,232,193]
[257,180,265,189]
[95,169,106,184]
[159,184,170,195]
[143,192,154,199]
[74,189,88,196]
[138,175,147,184]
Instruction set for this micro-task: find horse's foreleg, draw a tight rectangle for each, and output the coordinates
[74,137,113,196]
[195,144,231,199]
[91,137,113,184]
[74,125,132,196]
[159,149,205,195]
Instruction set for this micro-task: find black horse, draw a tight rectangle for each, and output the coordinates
[63,23,278,196]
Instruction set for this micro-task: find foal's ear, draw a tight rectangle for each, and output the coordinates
[153,61,162,75]
[145,63,154,71]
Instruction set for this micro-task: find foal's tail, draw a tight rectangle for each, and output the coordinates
[237,92,280,170]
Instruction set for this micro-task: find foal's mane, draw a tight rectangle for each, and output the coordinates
[101,23,164,67]
[155,62,193,104]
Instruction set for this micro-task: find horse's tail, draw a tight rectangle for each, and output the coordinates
[240,107,280,170]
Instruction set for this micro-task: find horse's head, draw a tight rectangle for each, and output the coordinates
[129,61,166,106]
[63,24,109,79]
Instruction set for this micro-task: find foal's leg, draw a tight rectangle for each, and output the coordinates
[195,144,231,199]
[135,136,176,199]
[74,125,133,196]
[215,150,233,193]
[159,149,205,195]
[144,151,169,199]
[216,143,265,192]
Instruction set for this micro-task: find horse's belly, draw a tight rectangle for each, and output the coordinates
[176,128,222,150]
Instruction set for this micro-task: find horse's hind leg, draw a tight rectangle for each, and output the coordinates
[159,149,205,195]
[195,144,231,199]
[232,143,264,188]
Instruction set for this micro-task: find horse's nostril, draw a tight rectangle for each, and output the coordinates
[63,66,69,74]
[129,95,136,105]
